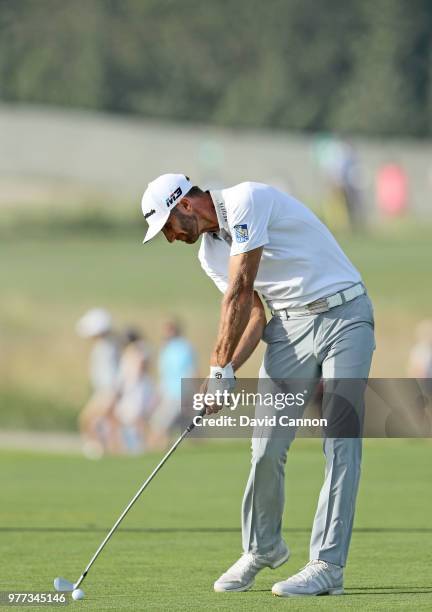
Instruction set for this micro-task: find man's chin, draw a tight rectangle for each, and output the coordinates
[185,235,198,244]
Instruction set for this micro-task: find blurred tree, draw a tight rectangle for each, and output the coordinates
[0,0,430,136]
[0,0,106,107]
[330,0,432,136]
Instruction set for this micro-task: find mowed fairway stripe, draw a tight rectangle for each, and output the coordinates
[1,526,432,533]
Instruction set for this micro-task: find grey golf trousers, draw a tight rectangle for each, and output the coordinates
[241,293,375,567]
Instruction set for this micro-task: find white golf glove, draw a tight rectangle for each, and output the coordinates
[205,363,236,413]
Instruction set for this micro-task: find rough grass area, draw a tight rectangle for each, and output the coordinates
[1,439,432,610]
[0,221,431,430]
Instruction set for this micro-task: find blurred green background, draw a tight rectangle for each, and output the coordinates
[1,218,431,431]
[0,0,431,433]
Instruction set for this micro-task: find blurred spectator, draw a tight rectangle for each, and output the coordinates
[376,163,408,217]
[151,318,197,447]
[75,308,120,458]
[314,136,365,231]
[408,320,432,391]
[114,328,158,454]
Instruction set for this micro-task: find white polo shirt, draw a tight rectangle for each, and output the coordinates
[198,182,361,309]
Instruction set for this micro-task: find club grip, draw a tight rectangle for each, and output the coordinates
[186,406,207,433]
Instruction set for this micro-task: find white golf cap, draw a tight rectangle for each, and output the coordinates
[141,173,193,243]
[76,308,112,338]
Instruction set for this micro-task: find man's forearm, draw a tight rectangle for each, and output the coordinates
[231,296,266,371]
[231,314,265,372]
[211,287,254,367]
[210,247,264,370]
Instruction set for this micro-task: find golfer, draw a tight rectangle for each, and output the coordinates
[141,174,375,597]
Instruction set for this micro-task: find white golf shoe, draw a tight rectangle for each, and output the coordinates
[272,559,344,597]
[214,540,290,592]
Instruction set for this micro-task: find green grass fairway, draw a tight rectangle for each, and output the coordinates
[1,439,432,610]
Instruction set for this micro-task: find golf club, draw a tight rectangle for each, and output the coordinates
[54,405,207,598]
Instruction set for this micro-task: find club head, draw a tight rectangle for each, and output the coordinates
[54,577,75,592]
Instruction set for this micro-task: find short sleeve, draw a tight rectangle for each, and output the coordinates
[228,184,271,256]
[198,233,230,294]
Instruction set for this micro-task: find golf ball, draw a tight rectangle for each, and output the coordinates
[72,589,85,601]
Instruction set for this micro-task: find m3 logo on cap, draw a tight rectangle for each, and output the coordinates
[234,224,249,243]
[144,209,156,219]
[166,187,182,207]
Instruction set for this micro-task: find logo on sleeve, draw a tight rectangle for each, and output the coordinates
[234,224,249,243]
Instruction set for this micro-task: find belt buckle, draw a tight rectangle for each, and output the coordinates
[307,298,329,314]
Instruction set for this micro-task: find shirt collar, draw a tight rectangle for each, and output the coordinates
[209,189,229,233]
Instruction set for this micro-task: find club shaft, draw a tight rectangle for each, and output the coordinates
[74,409,205,589]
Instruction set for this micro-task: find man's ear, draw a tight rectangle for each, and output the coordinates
[178,196,193,212]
